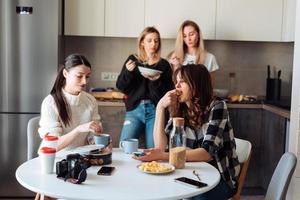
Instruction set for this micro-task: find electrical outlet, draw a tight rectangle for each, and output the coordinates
[101,72,119,81]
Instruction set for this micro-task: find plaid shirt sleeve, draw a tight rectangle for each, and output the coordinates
[201,100,228,155]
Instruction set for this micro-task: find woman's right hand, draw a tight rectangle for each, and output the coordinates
[76,121,102,133]
[125,59,136,71]
[157,89,178,109]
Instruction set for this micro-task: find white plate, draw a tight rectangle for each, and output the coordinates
[138,66,162,77]
[137,163,175,175]
[68,144,105,155]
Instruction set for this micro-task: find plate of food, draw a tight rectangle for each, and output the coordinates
[138,66,162,77]
[137,161,175,174]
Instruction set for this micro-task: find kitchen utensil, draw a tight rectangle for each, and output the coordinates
[278,70,281,79]
[193,170,201,181]
[267,65,271,78]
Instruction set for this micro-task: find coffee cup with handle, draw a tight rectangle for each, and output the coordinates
[94,134,110,147]
[119,139,139,154]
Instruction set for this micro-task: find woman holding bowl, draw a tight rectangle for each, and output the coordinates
[116,26,173,148]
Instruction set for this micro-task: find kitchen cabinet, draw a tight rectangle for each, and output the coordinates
[64,0,105,36]
[228,107,287,194]
[145,0,216,39]
[228,108,263,190]
[64,0,295,41]
[105,0,144,37]
[261,110,286,190]
[216,0,296,41]
[99,106,125,147]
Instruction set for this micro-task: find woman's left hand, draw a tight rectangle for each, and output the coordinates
[132,148,167,161]
[141,73,160,81]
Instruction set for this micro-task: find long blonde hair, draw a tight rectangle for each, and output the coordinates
[174,20,206,65]
[137,27,161,62]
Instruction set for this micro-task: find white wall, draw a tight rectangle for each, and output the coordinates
[288,0,300,199]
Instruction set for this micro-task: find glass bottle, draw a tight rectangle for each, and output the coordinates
[169,117,187,169]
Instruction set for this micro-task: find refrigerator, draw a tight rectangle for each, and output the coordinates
[0,0,61,197]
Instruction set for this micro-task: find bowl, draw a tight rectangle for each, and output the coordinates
[213,89,229,98]
[138,66,162,77]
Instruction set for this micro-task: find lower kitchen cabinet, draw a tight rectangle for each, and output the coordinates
[228,108,286,195]
[99,106,125,147]
[98,105,146,148]
[261,110,286,190]
[228,109,263,192]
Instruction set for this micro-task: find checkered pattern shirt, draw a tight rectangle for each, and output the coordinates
[165,99,240,191]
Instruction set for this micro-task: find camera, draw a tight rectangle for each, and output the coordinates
[56,153,91,184]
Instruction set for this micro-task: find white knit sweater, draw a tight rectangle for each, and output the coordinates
[38,90,101,150]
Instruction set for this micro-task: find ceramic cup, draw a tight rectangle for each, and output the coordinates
[39,147,56,174]
[94,134,110,146]
[119,139,139,154]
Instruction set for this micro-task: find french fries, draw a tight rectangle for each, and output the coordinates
[139,161,172,173]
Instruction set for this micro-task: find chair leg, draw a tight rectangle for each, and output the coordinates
[34,193,40,200]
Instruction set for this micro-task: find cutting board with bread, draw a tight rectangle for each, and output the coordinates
[90,91,124,100]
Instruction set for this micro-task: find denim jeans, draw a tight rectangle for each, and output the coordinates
[187,178,234,200]
[120,100,155,148]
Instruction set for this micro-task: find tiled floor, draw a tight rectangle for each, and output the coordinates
[241,195,264,200]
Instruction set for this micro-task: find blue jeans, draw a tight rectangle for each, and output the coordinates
[120,100,155,148]
[188,179,234,200]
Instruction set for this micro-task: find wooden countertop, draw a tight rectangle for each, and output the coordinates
[97,101,290,119]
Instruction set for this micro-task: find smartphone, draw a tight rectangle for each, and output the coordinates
[97,166,115,176]
[174,177,208,189]
[133,151,145,157]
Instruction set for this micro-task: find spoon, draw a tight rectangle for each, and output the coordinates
[193,170,201,181]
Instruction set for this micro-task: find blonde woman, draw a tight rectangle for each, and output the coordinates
[116,27,173,148]
[170,20,219,81]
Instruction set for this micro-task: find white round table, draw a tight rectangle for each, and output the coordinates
[16,148,220,200]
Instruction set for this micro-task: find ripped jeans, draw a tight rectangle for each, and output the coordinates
[120,100,155,148]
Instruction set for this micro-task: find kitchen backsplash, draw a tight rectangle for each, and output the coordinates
[64,36,294,98]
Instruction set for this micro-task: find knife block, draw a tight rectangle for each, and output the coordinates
[266,78,281,101]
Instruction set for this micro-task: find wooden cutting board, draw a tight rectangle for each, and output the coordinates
[90,91,124,100]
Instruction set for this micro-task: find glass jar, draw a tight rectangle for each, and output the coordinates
[169,117,187,169]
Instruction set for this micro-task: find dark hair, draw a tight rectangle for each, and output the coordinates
[50,54,91,126]
[173,64,213,128]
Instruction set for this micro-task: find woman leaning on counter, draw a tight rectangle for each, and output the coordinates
[116,26,173,148]
[134,64,240,200]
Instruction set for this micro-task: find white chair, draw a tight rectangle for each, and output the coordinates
[28,116,55,200]
[265,152,297,200]
[27,116,41,160]
[232,138,252,200]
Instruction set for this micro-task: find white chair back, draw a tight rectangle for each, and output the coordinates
[265,152,297,200]
[235,138,252,163]
[232,138,252,200]
[27,116,41,160]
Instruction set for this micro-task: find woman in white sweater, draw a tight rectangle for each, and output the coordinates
[39,54,103,151]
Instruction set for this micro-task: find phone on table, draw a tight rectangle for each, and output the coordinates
[97,166,115,176]
[174,177,208,189]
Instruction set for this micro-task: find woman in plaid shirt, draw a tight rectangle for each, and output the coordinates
[134,64,240,200]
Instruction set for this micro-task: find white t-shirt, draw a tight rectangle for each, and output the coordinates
[38,90,101,150]
[182,52,219,72]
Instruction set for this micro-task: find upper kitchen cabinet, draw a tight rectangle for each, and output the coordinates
[65,0,105,36]
[281,0,296,41]
[105,0,144,37]
[216,0,296,41]
[145,0,216,39]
